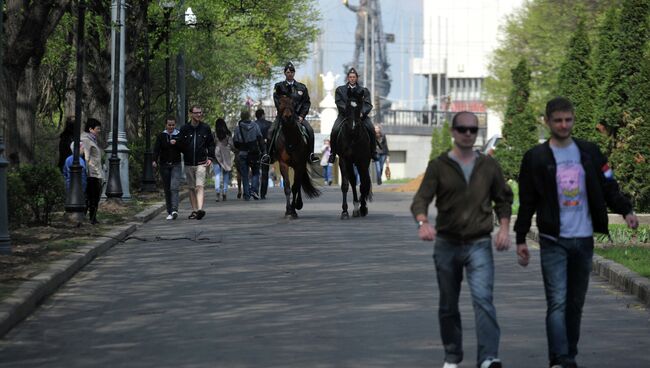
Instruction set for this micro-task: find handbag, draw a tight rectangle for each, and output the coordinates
[385,165,391,180]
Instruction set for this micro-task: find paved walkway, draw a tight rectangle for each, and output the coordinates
[0,186,649,367]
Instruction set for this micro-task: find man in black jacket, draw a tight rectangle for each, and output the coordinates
[254,108,272,199]
[264,62,319,164]
[178,105,215,220]
[515,97,639,368]
[234,110,265,201]
[152,115,182,220]
[328,67,378,164]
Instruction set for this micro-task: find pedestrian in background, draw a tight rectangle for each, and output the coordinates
[80,118,105,225]
[374,124,390,184]
[411,111,512,368]
[320,139,332,185]
[515,97,639,368]
[213,117,234,202]
[178,105,215,220]
[152,115,182,220]
[63,141,87,194]
[254,108,272,199]
[233,110,265,201]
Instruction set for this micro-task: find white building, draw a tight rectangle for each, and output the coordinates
[412,0,523,139]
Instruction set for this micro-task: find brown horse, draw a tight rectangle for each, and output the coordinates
[273,95,321,218]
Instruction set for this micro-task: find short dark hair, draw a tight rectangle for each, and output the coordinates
[84,118,101,132]
[165,115,176,122]
[451,111,478,127]
[255,108,265,120]
[545,97,574,119]
[189,104,201,113]
[240,110,251,121]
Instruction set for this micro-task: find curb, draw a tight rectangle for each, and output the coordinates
[0,194,183,338]
[527,228,650,307]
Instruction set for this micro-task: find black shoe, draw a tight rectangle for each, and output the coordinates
[196,210,206,220]
[377,177,382,185]
[310,153,320,163]
[251,192,260,200]
[237,192,242,199]
[328,154,336,164]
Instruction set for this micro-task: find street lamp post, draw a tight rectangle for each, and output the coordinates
[0,0,11,255]
[65,0,88,224]
[106,0,124,200]
[140,6,156,192]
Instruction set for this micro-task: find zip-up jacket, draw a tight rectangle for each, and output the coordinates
[411,152,513,241]
[153,129,181,165]
[178,121,216,166]
[514,138,633,244]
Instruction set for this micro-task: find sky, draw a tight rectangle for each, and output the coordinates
[302,0,427,109]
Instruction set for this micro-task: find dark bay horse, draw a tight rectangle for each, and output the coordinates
[273,95,321,218]
[335,88,372,219]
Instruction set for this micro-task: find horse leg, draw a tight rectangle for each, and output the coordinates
[350,165,361,217]
[289,180,299,219]
[280,162,294,218]
[294,169,304,210]
[340,179,350,220]
[359,163,371,217]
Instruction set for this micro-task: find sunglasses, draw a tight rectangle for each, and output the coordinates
[453,126,479,134]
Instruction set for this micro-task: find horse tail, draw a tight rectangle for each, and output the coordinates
[301,166,321,198]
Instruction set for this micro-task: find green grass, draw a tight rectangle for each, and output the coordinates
[384,178,413,184]
[595,224,650,245]
[595,246,650,278]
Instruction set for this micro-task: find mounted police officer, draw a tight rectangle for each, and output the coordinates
[328,67,378,164]
[263,62,319,164]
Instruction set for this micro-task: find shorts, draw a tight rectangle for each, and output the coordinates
[185,165,207,189]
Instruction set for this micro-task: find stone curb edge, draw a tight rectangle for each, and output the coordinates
[0,192,189,338]
[528,229,650,307]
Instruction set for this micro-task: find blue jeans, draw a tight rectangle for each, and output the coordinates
[159,163,181,214]
[238,154,260,199]
[322,165,331,183]
[539,236,593,367]
[213,164,231,194]
[433,236,500,365]
[374,153,387,182]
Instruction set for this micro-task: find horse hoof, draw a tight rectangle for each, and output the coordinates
[360,207,368,217]
[295,199,303,210]
[291,211,298,219]
[340,212,349,220]
[353,209,360,217]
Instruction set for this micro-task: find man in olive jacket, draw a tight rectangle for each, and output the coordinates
[411,111,513,368]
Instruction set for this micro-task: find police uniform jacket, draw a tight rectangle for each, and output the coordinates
[334,83,373,124]
[273,80,311,120]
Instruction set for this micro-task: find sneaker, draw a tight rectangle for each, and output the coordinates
[443,363,458,368]
[480,358,502,368]
[222,194,227,201]
[251,192,260,200]
[172,211,178,219]
[310,153,320,163]
[166,214,174,220]
[215,194,220,202]
[196,210,206,220]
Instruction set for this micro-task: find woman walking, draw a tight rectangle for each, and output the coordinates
[213,118,234,201]
[80,118,104,224]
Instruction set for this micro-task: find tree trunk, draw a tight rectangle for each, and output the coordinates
[0,66,22,166]
[15,60,41,164]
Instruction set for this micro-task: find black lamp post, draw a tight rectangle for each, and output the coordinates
[64,0,88,224]
[106,0,124,200]
[0,0,11,254]
[140,5,156,192]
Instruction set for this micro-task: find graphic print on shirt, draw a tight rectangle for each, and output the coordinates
[556,162,585,210]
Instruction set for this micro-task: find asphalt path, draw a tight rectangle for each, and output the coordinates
[1,185,649,367]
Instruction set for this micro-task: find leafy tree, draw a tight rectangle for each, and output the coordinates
[429,121,452,160]
[494,59,539,181]
[485,0,613,116]
[606,0,650,211]
[556,19,599,144]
